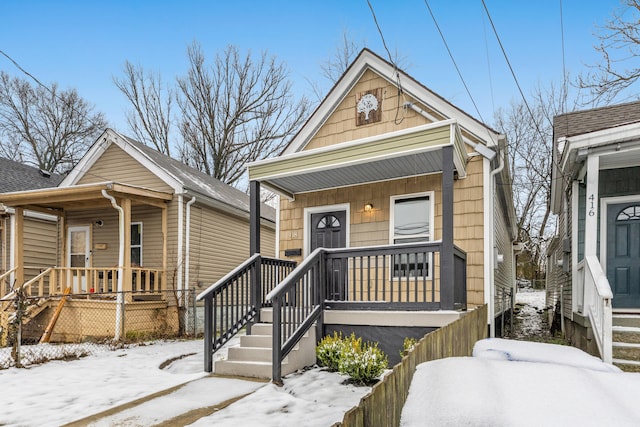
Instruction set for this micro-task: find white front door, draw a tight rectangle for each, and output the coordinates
[67,226,90,292]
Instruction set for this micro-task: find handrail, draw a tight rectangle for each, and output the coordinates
[197,253,261,301]
[583,255,613,363]
[0,267,18,298]
[270,248,324,383]
[200,254,297,373]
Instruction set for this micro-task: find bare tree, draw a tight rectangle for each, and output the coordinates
[578,0,640,104]
[114,61,174,156]
[0,72,107,173]
[176,43,310,186]
[494,81,576,277]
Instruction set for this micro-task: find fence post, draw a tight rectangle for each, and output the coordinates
[192,288,197,336]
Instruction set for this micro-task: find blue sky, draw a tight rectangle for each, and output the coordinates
[0,0,623,132]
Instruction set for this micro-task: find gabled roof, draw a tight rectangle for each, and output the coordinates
[283,48,499,155]
[61,129,275,222]
[0,157,63,193]
[553,100,640,139]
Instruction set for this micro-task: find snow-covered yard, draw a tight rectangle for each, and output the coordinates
[4,289,639,426]
[0,334,370,427]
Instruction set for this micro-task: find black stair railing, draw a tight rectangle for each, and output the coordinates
[267,242,467,382]
[197,254,296,373]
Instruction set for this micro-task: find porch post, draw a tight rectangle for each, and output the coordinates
[14,207,24,287]
[122,198,132,293]
[441,146,454,309]
[250,180,261,255]
[584,155,599,257]
[249,180,262,328]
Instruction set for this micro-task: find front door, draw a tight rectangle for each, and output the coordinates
[68,226,90,292]
[310,211,347,300]
[607,203,640,308]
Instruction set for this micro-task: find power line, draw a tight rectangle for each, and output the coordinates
[480,0,547,143]
[366,0,405,124]
[423,0,497,145]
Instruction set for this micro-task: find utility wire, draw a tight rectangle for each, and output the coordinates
[480,0,547,144]
[423,0,497,145]
[366,0,405,124]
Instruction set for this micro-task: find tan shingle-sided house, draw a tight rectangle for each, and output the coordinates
[199,49,517,380]
[547,100,640,370]
[0,129,275,343]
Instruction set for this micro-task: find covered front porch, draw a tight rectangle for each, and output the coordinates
[0,182,174,341]
[198,120,473,380]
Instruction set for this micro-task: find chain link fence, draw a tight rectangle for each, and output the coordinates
[1,288,204,369]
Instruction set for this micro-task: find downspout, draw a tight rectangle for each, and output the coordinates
[488,140,505,338]
[102,190,125,341]
[184,196,197,305]
[177,194,184,303]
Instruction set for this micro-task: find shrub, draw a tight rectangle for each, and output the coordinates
[316,332,388,385]
[339,338,388,385]
[316,331,345,371]
[400,337,418,358]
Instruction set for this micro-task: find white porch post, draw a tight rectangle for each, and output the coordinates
[584,155,599,257]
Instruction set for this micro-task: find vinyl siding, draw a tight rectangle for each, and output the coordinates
[493,184,515,316]
[186,204,275,291]
[23,216,58,281]
[76,143,172,192]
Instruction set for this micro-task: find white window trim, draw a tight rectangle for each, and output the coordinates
[131,221,143,266]
[389,191,434,279]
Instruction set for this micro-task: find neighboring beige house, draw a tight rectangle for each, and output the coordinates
[0,158,63,296]
[199,49,518,379]
[547,101,640,370]
[0,129,275,342]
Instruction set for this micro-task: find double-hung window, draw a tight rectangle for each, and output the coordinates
[131,222,143,266]
[390,193,432,278]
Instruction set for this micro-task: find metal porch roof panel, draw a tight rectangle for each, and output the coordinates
[266,150,446,193]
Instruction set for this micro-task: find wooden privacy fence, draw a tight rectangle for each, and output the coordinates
[336,304,488,427]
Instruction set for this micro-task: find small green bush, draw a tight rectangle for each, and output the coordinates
[316,332,388,385]
[316,331,345,371]
[400,337,418,357]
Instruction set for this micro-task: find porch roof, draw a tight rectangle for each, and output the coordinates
[0,182,173,213]
[248,120,468,198]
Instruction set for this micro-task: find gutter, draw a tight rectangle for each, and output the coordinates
[184,196,197,303]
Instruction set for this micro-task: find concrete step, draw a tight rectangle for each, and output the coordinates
[227,346,274,363]
[214,360,274,379]
[240,334,273,348]
[613,342,640,362]
[613,358,640,373]
[250,323,273,336]
[613,314,640,328]
[612,326,640,344]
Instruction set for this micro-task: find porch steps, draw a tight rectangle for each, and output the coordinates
[612,314,640,372]
[214,309,316,379]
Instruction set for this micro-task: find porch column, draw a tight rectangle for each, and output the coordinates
[14,207,24,287]
[250,180,261,255]
[249,180,262,328]
[441,145,454,309]
[584,155,599,257]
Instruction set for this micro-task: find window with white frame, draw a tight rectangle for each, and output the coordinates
[131,222,142,266]
[390,193,432,278]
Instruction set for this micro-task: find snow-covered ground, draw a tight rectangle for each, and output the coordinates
[5,289,639,427]
[401,338,640,426]
[0,334,370,427]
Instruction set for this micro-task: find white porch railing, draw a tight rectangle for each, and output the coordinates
[578,256,613,363]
